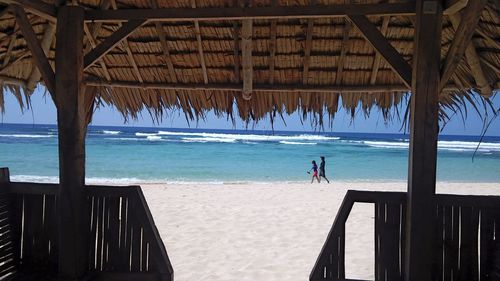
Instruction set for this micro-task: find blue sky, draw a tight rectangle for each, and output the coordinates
[2,87,499,136]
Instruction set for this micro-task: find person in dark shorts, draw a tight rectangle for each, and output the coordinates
[319,156,330,183]
[309,160,320,183]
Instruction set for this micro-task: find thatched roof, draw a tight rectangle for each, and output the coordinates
[0,0,498,125]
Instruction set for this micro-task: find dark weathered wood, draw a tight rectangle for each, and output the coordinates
[14,6,55,96]
[89,272,160,281]
[405,1,442,281]
[84,19,146,70]
[84,2,416,22]
[302,0,317,85]
[27,23,56,92]
[370,16,390,85]
[0,168,9,184]
[9,182,58,195]
[439,0,487,93]
[55,6,87,279]
[349,15,412,87]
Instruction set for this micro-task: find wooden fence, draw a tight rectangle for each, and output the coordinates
[310,190,500,281]
[0,168,173,281]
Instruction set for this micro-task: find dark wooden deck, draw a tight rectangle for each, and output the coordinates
[0,179,173,281]
[310,190,500,281]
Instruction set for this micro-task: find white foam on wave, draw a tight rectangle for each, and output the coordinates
[279,141,317,145]
[135,132,157,137]
[147,135,162,141]
[106,137,141,141]
[102,130,121,135]
[0,134,55,138]
[157,130,338,142]
[181,137,236,143]
[359,140,500,152]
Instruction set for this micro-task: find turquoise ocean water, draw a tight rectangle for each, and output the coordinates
[1,123,499,183]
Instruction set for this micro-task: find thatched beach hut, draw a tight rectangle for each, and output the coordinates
[0,0,499,280]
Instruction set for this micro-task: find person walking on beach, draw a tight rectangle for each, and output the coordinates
[309,160,320,183]
[319,156,330,183]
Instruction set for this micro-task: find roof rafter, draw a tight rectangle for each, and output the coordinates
[268,0,277,85]
[84,2,416,22]
[85,79,458,93]
[1,0,56,22]
[444,0,468,15]
[14,6,55,95]
[369,16,390,85]
[84,23,112,81]
[26,22,55,91]
[241,18,252,100]
[149,0,177,83]
[302,0,317,85]
[335,20,351,85]
[83,19,146,70]
[349,14,412,87]
[439,0,487,93]
[449,13,491,97]
[191,0,209,84]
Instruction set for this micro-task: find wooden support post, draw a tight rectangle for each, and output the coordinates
[405,1,442,281]
[55,6,87,280]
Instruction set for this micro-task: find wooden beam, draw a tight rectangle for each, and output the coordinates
[83,19,146,70]
[14,6,55,95]
[232,22,240,83]
[1,0,56,22]
[191,0,208,84]
[369,16,390,85]
[150,0,177,83]
[439,0,487,93]
[85,79,458,93]
[405,1,442,281]
[55,5,87,280]
[84,2,416,22]
[241,18,252,100]
[350,15,412,87]
[302,0,316,85]
[335,20,351,85]
[27,22,55,91]
[83,23,112,81]
[108,0,144,83]
[449,13,492,97]
[444,0,468,15]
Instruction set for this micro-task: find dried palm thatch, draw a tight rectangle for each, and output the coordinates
[0,0,498,127]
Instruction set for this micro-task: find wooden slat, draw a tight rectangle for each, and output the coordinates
[190,0,208,84]
[439,0,487,93]
[267,0,277,85]
[349,15,412,87]
[84,2,417,22]
[1,35,16,68]
[459,206,479,281]
[442,205,459,281]
[83,19,146,70]
[444,0,468,15]
[14,6,55,95]
[8,182,58,195]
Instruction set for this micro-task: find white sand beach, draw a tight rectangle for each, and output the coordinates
[141,182,500,281]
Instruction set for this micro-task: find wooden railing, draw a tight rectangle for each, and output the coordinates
[310,190,500,281]
[0,169,173,281]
